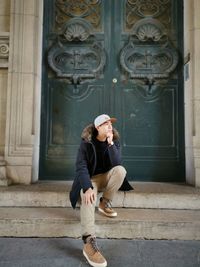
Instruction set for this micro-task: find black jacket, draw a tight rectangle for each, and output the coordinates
[69,124,133,208]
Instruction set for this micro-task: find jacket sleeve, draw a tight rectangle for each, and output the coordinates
[107,141,121,166]
[75,141,93,192]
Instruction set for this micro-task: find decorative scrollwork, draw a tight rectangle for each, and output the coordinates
[126,0,171,30]
[64,23,89,41]
[132,18,166,41]
[0,44,9,57]
[120,18,178,94]
[55,0,102,31]
[48,41,106,84]
[62,18,93,41]
[121,40,178,77]
[0,33,9,68]
[48,17,106,85]
[127,0,170,17]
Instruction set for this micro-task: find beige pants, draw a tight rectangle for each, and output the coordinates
[80,165,126,236]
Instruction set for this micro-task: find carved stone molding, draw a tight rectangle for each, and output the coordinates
[0,32,9,68]
[5,1,41,161]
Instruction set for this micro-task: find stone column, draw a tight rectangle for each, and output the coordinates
[184,0,200,187]
[0,68,9,185]
[184,0,195,185]
[0,1,11,186]
[193,0,200,187]
[4,0,43,184]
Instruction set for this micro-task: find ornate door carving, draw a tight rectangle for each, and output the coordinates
[40,0,185,182]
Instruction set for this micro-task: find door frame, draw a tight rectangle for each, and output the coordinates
[32,0,194,185]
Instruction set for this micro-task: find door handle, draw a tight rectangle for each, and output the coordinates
[112,78,117,83]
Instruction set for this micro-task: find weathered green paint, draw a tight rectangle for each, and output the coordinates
[40,0,185,182]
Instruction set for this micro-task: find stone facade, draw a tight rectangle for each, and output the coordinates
[0,0,43,185]
[0,0,10,185]
[0,0,200,187]
[184,0,200,186]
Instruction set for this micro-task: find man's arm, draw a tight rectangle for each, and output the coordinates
[107,140,121,166]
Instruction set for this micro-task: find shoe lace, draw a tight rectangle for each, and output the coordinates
[105,200,113,209]
[89,237,99,252]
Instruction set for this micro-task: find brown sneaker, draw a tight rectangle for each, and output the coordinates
[98,197,117,218]
[83,236,107,267]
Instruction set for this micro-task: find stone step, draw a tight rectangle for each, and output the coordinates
[0,182,200,210]
[0,207,200,240]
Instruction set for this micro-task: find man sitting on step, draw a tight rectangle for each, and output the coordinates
[70,114,133,267]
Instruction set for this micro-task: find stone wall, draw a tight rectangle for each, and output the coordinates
[192,0,200,186]
[2,0,43,185]
[183,0,200,187]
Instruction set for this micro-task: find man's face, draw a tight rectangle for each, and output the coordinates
[96,120,113,137]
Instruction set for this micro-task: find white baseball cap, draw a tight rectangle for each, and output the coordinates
[94,114,116,127]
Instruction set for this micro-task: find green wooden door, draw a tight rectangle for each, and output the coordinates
[40,0,185,182]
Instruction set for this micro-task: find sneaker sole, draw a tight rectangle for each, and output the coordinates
[98,207,117,217]
[83,250,107,267]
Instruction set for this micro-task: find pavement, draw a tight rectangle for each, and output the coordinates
[0,238,200,267]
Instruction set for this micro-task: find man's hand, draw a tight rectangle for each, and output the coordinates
[82,188,96,205]
[107,132,113,145]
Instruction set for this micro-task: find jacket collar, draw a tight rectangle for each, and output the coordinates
[81,123,120,142]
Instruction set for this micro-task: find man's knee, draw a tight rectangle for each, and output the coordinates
[112,165,127,178]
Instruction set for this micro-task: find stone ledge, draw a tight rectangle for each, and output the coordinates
[0,182,200,210]
[0,207,199,240]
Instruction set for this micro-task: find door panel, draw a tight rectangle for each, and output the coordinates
[40,0,185,182]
